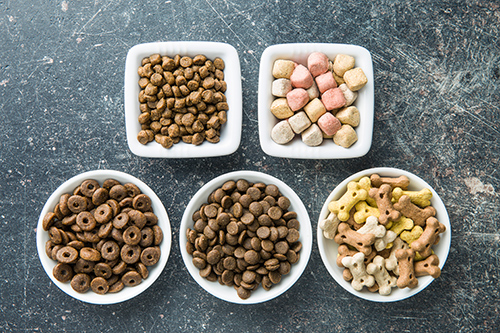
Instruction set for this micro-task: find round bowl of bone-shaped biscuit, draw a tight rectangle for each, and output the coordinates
[317,167,451,302]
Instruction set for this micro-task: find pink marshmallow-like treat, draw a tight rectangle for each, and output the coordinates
[286,88,309,111]
[315,72,337,94]
[317,112,342,136]
[307,52,329,77]
[321,88,346,111]
[290,64,314,89]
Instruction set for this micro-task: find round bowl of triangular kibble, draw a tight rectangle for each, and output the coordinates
[317,167,451,302]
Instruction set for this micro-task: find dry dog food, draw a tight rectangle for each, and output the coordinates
[320,174,446,296]
[186,179,302,299]
[270,52,368,148]
[136,54,229,148]
[42,179,163,294]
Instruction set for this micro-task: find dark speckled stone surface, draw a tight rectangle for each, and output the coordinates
[1,0,499,332]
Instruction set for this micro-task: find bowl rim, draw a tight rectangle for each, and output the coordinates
[317,167,451,302]
[179,170,313,304]
[36,170,172,305]
[258,42,374,159]
[124,41,242,158]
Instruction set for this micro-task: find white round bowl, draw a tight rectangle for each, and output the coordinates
[36,170,172,304]
[317,167,451,302]
[180,170,312,304]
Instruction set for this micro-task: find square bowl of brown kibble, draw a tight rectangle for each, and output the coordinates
[125,41,242,158]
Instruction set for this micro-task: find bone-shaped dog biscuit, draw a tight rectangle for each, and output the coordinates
[375,230,397,252]
[414,254,441,278]
[395,248,418,289]
[341,252,375,291]
[369,184,401,225]
[390,216,414,236]
[357,215,386,238]
[393,195,436,227]
[357,176,377,206]
[354,201,380,224]
[392,187,432,208]
[385,237,408,276]
[328,181,368,221]
[410,217,446,259]
[319,212,340,239]
[366,256,397,296]
[334,223,375,256]
[370,174,410,190]
[337,244,376,267]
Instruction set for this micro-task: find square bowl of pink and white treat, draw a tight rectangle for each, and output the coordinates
[317,167,451,302]
[258,43,374,159]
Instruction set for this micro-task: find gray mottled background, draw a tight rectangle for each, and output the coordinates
[1,0,499,332]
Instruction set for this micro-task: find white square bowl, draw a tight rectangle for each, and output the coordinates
[258,43,374,159]
[124,41,242,158]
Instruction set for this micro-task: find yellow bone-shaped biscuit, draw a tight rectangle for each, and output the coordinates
[392,187,433,207]
[354,201,380,224]
[357,176,377,207]
[390,216,414,235]
[328,181,368,221]
[400,226,423,245]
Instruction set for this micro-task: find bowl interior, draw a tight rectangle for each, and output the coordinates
[37,170,172,304]
[179,170,312,304]
[317,167,451,302]
[258,43,374,159]
[125,41,242,158]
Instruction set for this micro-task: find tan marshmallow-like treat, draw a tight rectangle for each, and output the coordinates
[333,71,345,86]
[272,78,292,97]
[270,120,295,144]
[288,111,312,134]
[343,67,368,91]
[335,106,360,127]
[306,82,320,100]
[366,256,397,296]
[333,54,355,77]
[392,187,433,208]
[318,212,340,239]
[385,237,408,276]
[341,252,375,291]
[272,59,295,79]
[354,201,380,224]
[338,83,358,107]
[270,98,294,119]
[303,98,326,123]
[301,123,323,146]
[333,124,358,148]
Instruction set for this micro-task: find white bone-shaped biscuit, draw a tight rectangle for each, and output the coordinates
[318,212,340,239]
[385,237,408,276]
[366,256,397,296]
[341,252,375,291]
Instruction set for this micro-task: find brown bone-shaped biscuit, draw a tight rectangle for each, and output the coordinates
[395,248,418,289]
[411,217,446,258]
[370,174,410,190]
[393,195,436,227]
[414,254,441,278]
[345,207,364,230]
[336,244,377,267]
[369,184,401,225]
[334,223,375,257]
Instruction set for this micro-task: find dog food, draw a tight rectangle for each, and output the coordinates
[42,179,163,294]
[136,54,228,148]
[186,179,302,299]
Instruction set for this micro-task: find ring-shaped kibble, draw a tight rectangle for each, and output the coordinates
[92,187,109,206]
[123,226,141,245]
[127,210,147,229]
[106,199,120,217]
[59,193,71,216]
[121,271,142,287]
[94,204,113,224]
[74,258,95,274]
[51,245,63,261]
[120,244,141,264]
[110,228,124,243]
[132,194,152,212]
[136,262,149,279]
[119,197,134,209]
[94,262,113,279]
[80,179,100,198]
[106,275,119,287]
[109,281,125,293]
[112,261,127,275]
[45,241,55,259]
[124,183,141,198]
[109,184,128,202]
[80,247,101,262]
[144,212,158,226]
[140,227,154,247]
[103,178,121,190]
[101,240,120,261]
[140,246,161,266]
[56,246,79,264]
[70,273,91,293]
[98,222,113,239]
[90,276,109,295]
[48,227,63,244]
[112,212,129,229]
[68,195,87,214]
[61,214,77,226]
[83,229,100,243]
[152,225,163,246]
[76,211,97,231]
[67,240,84,250]
[53,262,74,283]
[42,212,57,231]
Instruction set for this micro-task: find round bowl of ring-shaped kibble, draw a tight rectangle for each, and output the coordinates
[180,170,312,304]
[37,170,172,304]
[317,167,451,302]
[124,41,243,158]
